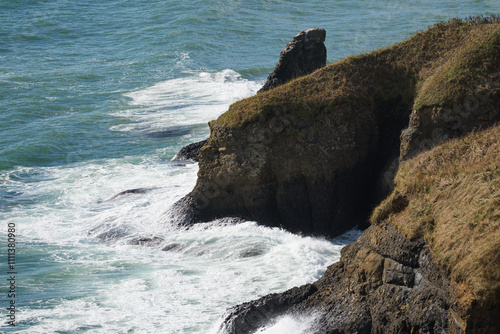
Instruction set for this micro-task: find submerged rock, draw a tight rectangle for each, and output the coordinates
[94,227,129,242]
[258,27,326,93]
[128,236,164,247]
[106,187,158,201]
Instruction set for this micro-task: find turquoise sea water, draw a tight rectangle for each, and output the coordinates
[1,1,499,333]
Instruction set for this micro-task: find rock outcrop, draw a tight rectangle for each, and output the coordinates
[165,17,500,333]
[258,27,327,93]
[176,18,500,237]
[171,139,207,162]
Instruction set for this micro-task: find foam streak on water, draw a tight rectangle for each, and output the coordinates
[115,69,262,134]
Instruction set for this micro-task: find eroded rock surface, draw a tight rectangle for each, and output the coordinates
[218,226,464,334]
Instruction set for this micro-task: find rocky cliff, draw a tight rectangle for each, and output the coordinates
[171,27,326,164]
[167,17,500,334]
[216,124,500,334]
[176,17,500,238]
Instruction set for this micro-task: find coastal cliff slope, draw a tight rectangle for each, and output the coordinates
[171,17,500,333]
[179,17,500,237]
[218,124,499,334]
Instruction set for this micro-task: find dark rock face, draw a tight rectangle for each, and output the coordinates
[218,226,464,334]
[171,139,207,162]
[258,27,326,93]
[188,107,392,237]
[400,100,500,161]
[219,285,318,334]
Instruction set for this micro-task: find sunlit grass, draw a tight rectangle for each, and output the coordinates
[371,124,500,310]
[215,16,499,129]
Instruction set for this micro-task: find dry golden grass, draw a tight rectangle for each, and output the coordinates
[215,16,500,129]
[414,24,500,109]
[371,124,500,308]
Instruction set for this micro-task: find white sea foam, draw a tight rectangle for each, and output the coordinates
[112,69,263,134]
[255,313,320,334]
[2,154,359,333]
[1,157,198,246]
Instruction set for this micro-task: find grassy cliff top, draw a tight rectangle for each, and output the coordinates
[215,16,500,129]
[371,124,500,309]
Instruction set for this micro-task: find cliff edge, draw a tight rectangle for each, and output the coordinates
[168,17,500,333]
[177,17,500,237]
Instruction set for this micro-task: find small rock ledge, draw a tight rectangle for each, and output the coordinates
[171,139,207,162]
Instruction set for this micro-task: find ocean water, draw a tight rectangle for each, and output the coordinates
[1,1,499,333]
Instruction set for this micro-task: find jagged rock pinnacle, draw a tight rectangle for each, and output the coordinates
[258,27,326,93]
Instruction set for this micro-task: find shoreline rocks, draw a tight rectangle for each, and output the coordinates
[220,226,464,334]
[217,225,464,334]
